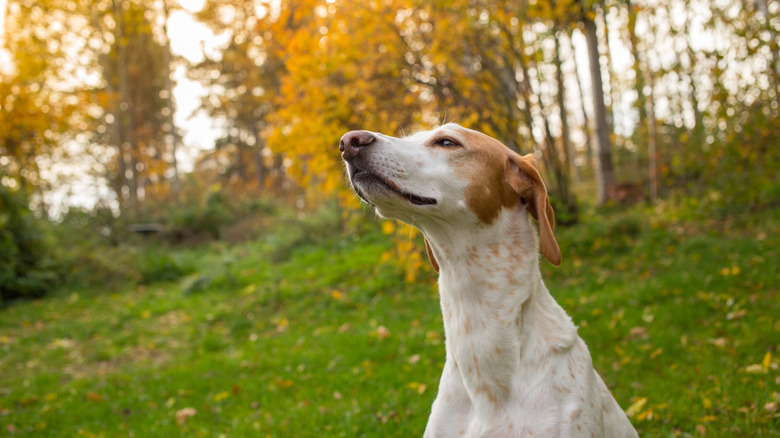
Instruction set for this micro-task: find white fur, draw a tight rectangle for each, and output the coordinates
[341,124,638,437]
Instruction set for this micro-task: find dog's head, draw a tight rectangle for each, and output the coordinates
[339,123,560,266]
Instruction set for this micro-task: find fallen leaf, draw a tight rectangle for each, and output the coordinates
[175,407,196,425]
[762,352,772,372]
[86,392,104,402]
[625,397,648,418]
[726,309,747,320]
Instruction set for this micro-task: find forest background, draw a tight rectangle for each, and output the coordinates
[1,0,779,436]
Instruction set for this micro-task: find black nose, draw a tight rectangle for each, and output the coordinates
[339,130,376,159]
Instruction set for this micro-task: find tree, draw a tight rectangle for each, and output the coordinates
[580,0,615,204]
[398,0,580,221]
[263,0,421,202]
[93,0,172,215]
[0,0,80,202]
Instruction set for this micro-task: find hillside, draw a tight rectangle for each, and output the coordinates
[1,204,779,436]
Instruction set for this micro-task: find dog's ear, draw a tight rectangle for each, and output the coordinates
[425,238,440,273]
[505,154,562,266]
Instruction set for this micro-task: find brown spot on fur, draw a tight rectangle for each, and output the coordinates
[447,128,521,225]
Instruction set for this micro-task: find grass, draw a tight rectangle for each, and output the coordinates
[1,203,779,437]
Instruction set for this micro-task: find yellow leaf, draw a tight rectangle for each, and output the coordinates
[625,397,647,418]
[330,290,344,300]
[702,396,712,409]
[762,352,772,371]
[636,409,653,421]
[274,378,294,389]
[213,391,229,402]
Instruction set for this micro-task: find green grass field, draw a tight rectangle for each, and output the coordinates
[1,204,779,437]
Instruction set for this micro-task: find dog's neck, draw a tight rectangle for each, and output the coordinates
[422,206,577,416]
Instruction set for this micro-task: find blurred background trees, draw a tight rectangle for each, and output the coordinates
[2,0,779,298]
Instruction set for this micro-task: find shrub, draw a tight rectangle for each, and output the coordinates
[138,250,193,284]
[167,191,235,242]
[0,185,58,301]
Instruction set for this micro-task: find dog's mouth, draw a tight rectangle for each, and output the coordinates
[350,165,437,206]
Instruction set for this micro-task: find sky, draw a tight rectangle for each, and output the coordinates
[168,0,227,171]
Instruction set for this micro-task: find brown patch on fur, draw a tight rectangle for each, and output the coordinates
[446,127,561,265]
[446,129,521,225]
[424,238,439,272]
[505,154,562,266]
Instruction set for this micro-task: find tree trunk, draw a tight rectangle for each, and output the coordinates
[582,11,615,205]
[600,7,619,149]
[161,0,181,201]
[114,0,138,215]
[676,9,704,132]
[553,28,576,184]
[569,30,594,172]
[647,72,658,202]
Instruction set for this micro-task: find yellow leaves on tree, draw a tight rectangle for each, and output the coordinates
[263,0,421,206]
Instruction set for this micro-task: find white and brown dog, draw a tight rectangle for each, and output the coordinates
[340,124,638,437]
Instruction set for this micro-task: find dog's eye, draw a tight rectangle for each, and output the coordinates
[434,138,460,148]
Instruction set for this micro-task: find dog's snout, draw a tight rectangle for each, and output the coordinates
[339,130,376,159]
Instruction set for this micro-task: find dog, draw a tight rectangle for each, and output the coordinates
[340,124,638,437]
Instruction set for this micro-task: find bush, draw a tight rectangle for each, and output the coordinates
[138,250,193,284]
[0,185,58,301]
[167,191,235,242]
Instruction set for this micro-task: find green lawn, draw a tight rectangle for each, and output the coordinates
[1,205,779,437]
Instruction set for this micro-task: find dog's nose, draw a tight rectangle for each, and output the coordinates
[339,130,376,159]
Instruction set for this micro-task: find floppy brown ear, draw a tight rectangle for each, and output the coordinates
[504,154,562,266]
[424,238,440,273]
